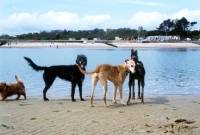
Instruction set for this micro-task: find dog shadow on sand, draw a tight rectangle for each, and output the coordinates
[107,96,169,108]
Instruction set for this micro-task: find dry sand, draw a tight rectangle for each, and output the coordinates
[0,94,200,135]
[1,41,200,48]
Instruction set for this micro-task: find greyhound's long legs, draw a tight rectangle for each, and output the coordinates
[113,84,118,103]
[127,75,132,104]
[119,84,125,105]
[138,79,141,99]
[141,78,145,104]
[90,73,98,107]
[132,79,135,99]
[99,73,108,107]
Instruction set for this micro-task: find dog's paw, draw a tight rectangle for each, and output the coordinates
[105,104,109,107]
[44,98,49,101]
[127,101,131,105]
[72,99,77,102]
[81,98,85,101]
[119,99,125,105]
[89,104,94,107]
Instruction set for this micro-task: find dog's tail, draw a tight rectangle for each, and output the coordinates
[24,57,47,71]
[15,75,23,84]
[76,64,95,75]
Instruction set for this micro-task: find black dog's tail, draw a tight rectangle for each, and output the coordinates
[24,57,47,71]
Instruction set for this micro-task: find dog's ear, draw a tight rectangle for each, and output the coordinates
[76,55,80,63]
[83,55,87,66]
[125,59,129,63]
[76,55,80,59]
[1,82,6,86]
[131,49,134,54]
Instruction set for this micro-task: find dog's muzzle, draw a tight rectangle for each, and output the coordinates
[129,66,136,74]
[80,64,85,68]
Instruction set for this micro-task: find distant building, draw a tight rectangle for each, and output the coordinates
[69,38,76,41]
[145,36,180,41]
[81,38,88,41]
[93,38,100,41]
[115,37,122,40]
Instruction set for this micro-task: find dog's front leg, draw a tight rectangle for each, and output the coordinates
[132,79,135,99]
[127,76,132,105]
[71,83,77,102]
[119,85,126,105]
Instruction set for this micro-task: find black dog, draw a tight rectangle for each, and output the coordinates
[24,55,87,102]
[127,49,145,104]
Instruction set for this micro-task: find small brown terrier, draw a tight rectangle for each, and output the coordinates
[0,76,26,101]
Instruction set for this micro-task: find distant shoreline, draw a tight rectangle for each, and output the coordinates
[0,41,200,48]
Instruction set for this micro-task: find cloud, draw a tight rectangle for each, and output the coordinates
[129,12,168,30]
[171,9,200,21]
[0,9,199,35]
[128,9,200,30]
[119,0,165,6]
[0,11,111,35]
[171,9,200,30]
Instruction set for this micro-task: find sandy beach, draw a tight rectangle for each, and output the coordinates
[1,41,200,48]
[0,95,200,135]
[1,42,200,135]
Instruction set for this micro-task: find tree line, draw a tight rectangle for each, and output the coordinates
[157,17,198,39]
[0,17,199,40]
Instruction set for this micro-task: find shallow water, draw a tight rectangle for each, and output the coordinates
[0,47,200,99]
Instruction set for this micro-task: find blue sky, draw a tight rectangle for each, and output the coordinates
[0,0,200,35]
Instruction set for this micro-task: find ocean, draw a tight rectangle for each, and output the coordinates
[1,47,200,99]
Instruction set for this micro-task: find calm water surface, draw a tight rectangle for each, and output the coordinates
[0,47,200,99]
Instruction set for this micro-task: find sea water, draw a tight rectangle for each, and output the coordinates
[0,47,200,99]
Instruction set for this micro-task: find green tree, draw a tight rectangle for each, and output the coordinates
[157,17,197,38]
[157,19,174,35]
